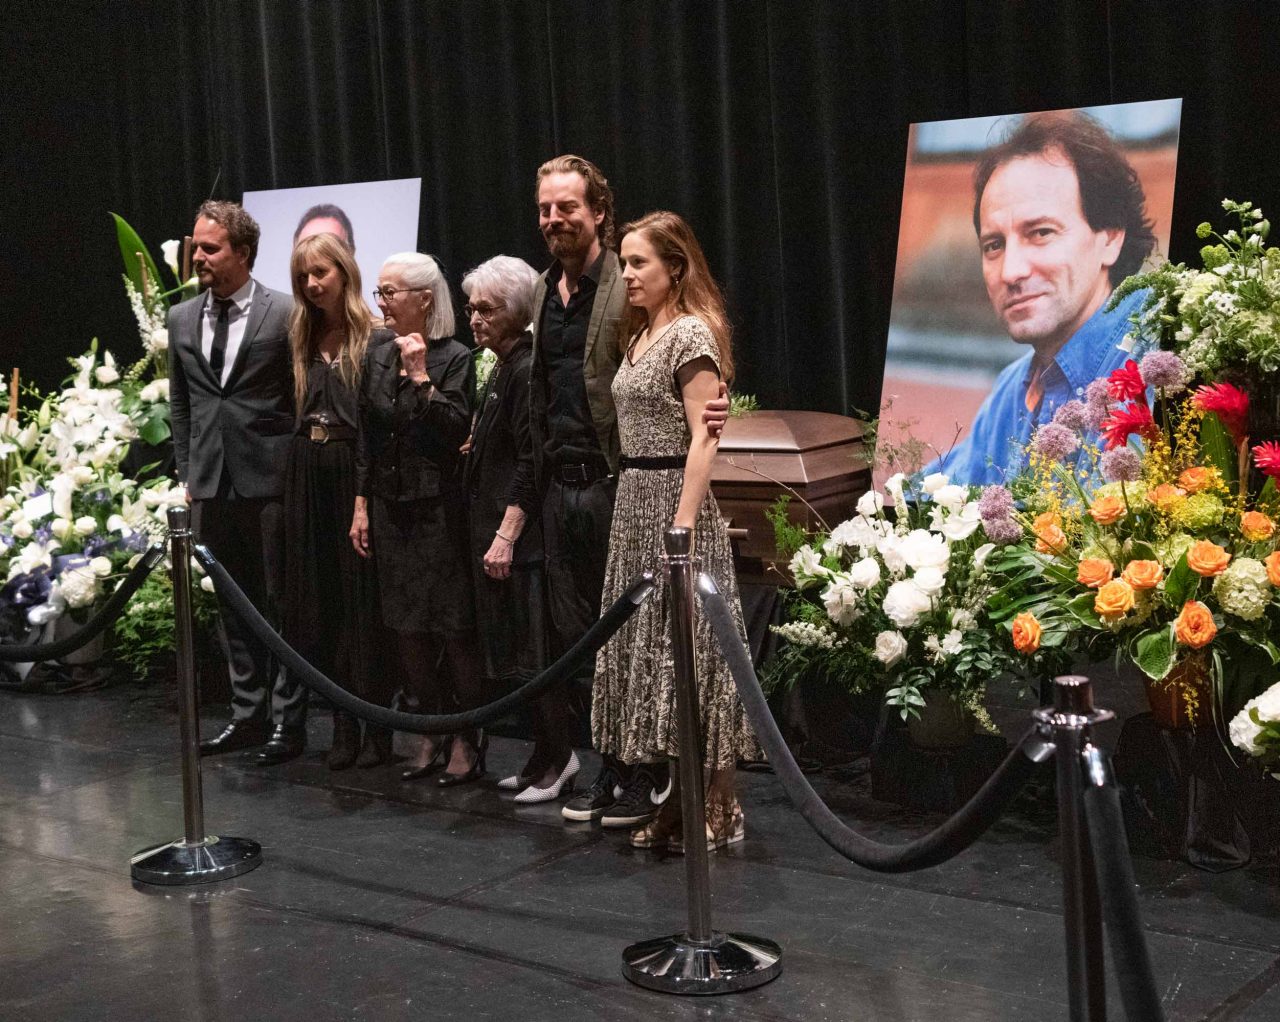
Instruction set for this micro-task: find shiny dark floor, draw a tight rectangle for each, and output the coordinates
[2,679,1279,1022]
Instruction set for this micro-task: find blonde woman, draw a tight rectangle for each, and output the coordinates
[285,232,393,770]
[593,211,757,851]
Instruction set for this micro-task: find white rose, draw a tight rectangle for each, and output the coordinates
[89,556,112,577]
[922,472,949,495]
[899,529,950,571]
[1229,697,1266,756]
[95,365,120,385]
[160,239,181,275]
[879,534,907,576]
[821,575,862,626]
[59,566,99,609]
[848,556,881,590]
[856,490,885,518]
[50,518,73,540]
[1256,682,1280,720]
[884,473,906,505]
[911,565,947,597]
[149,327,170,353]
[973,543,996,572]
[140,378,170,403]
[931,484,967,511]
[882,579,933,628]
[874,630,908,667]
[74,516,97,536]
[11,519,33,539]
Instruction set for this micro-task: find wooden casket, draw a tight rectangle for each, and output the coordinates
[710,410,871,585]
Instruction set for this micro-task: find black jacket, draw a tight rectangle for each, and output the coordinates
[465,335,540,564]
[168,282,294,500]
[355,334,475,501]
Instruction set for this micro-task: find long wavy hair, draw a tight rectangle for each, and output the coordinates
[620,211,733,382]
[288,233,373,410]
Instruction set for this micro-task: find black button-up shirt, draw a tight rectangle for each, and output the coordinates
[538,250,608,468]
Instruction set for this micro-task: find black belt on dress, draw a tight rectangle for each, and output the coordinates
[297,421,357,443]
[552,461,611,484]
[619,454,686,471]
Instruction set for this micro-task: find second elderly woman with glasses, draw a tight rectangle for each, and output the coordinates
[461,256,578,803]
[353,253,486,785]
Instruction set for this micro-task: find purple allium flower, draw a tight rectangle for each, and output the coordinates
[32,525,52,545]
[1100,446,1143,483]
[1052,399,1089,432]
[1085,378,1112,431]
[982,515,1023,545]
[978,484,1015,522]
[1138,350,1189,394]
[1032,423,1079,462]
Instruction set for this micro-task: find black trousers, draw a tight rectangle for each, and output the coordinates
[193,492,304,728]
[542,475,616,656]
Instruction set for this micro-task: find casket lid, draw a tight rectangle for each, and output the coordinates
[718,410,865,453]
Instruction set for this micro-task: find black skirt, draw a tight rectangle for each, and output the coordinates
[471,552,548,685]
[283,436,390,704]
[370,491,476,635]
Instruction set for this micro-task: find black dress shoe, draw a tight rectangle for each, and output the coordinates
[199,720,269,757]
[256,725,306,766]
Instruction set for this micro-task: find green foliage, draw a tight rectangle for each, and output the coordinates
[728,392,759,417]
[112,571,217,678]
[764,495,809,560]
[1133,626,1176,681]
[111,213,166,298]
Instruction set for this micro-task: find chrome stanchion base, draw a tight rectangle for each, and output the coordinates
[130,836,262,886]
[622,931,782,995]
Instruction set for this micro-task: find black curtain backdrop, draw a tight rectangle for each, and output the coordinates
[5,1,1279,414]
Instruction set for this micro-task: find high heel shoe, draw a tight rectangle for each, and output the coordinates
[401,736,451,781]
[437,734,487,788]
[512,751,580,804]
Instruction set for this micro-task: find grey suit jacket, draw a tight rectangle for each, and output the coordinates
[167,281,295,500]
[528,248,627,490]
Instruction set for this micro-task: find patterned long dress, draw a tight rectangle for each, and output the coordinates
[592,315,757,769]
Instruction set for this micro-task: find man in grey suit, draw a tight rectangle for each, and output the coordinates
[168,200,304,764]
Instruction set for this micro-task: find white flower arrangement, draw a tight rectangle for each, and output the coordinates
[1228,680,1280,771]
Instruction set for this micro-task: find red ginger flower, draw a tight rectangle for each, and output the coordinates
[1107,359,1148,405]
[1099,401,1158,451]
[1253,441,1280,480]
[1193,382,1250,445]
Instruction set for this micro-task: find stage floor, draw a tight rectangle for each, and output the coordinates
[1,681,1278,1021]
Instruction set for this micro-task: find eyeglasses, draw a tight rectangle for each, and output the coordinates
[372,286,428,302]
[464,302,507,321]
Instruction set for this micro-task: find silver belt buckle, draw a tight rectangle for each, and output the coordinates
[309,423,330,444]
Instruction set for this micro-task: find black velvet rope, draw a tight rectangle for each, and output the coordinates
[196,544,655,735]
[699,574,1045,873]
[1081,746,1167,1022]
[0,544,166,662]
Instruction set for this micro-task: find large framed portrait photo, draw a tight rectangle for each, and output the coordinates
[884,99,1182,486]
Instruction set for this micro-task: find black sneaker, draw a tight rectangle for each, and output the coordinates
[561,760,624,822]
[600,762,672,828]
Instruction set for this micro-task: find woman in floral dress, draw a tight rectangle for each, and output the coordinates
[593,210,757,851]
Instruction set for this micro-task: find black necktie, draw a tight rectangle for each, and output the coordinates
[209,298,234,380]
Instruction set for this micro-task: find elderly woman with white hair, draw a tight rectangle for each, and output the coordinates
[462,255,578,803]
[353,252,485,786]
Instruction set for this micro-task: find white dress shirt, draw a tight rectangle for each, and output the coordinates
[200,278,256,387]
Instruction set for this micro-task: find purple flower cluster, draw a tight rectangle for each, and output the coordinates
[1100,447,1143,483]
[1085,378,1112,431]
[1032,423,1079,462]
[1052,399,1089,431]
[978,484,1021,544]
[1138,350,1189,393]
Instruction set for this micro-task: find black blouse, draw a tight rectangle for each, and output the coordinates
[355,333,476,501]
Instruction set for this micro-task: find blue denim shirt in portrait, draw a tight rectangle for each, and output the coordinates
[927,289,1150,486]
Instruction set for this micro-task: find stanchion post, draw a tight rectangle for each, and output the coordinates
[131,506,263,886]
[1034,675,1114,1022]
[621,527,781,995]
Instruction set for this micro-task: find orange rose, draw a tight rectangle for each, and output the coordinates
[1094,578,1136,621]
[1088,495,1127,526]
[1174,600,1217,648]
[1240,511,1276,543]
[1011,612,1042,654]
[1177,467,1213,494]
[1267,550,1280,587]
[1076,557,1115,589]
[1121,559,1164,590]
[1033,511,1067,555]
[1186,540,1232,577]
[1147,483,1187,512]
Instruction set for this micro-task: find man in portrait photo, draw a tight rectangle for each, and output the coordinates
[293,202,355,251]
[927,111,1158,485]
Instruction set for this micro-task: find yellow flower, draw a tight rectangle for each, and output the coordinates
[1147,483,1187,513]
[1177,466,1214,494]
[1094,578,1136,621]
[1240,511,1275,543]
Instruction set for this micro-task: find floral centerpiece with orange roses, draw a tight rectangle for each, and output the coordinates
[990,351,1280,726]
